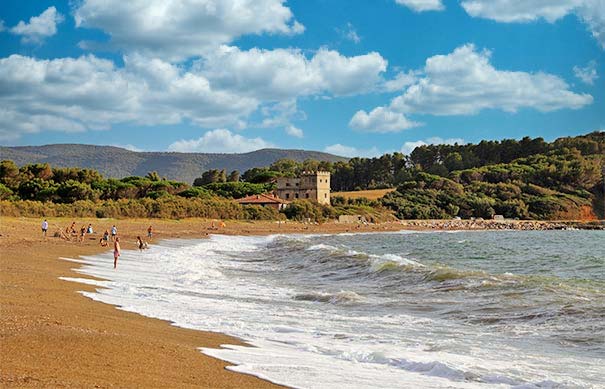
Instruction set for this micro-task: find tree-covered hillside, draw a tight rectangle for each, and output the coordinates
[1,131,603,220]
[0,145,347,184]
[235,132,605,220]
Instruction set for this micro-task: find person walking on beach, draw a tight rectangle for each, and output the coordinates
[147,225,153,239]
[41,219,48,239]
[111,225,117,241]
[113,237,121,269]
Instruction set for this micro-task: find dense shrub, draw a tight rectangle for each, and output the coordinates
[202,182,275,199]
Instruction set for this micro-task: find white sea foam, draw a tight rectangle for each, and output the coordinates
[61,234,602,389]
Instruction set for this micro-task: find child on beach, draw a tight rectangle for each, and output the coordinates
[113,237,121,269]
[147,225,153,238]
[111,225,117,241]
[87,224,93,234]
[79,226,86,242]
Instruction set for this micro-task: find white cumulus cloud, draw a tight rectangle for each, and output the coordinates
[10,6,64,44]
[388,44,592,115]
[349,107,422,133]
[395,0,445,12]
[460,0,605,49]
[0,54,258,140]
[351,44,592,134]
[168,129,274,153]
[202,46,387,99]
[400,137,466,155]
[74,0,304,60]
[0,43,389,141]
[574,60,599,84]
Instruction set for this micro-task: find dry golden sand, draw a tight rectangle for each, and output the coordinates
[0,217,402,388]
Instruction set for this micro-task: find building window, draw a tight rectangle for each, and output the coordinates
[285,193,290,199]
[295,183,299,186]
[295,193,299,199]
[324,193,327,198]
[305,193,309,198]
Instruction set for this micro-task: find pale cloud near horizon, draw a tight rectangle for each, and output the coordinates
[168,129,274,153]
[573,60,599,85]
[395,0,445,12]
[325,136,466,157]
[74,0,304,60]
[10,6,64,44]
[351,44,593,131]
[400,137,466,155]
[324,144,382,158]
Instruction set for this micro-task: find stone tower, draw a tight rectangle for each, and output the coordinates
[276,171,331,205]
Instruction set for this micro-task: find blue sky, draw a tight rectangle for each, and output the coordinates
[0,0,603,156]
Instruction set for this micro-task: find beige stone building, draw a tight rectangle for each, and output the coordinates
[275,171,331,205]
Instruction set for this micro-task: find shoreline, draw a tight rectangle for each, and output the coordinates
[0,217,288,388]
[1,217,603,387]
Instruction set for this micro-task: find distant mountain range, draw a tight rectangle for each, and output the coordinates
[0,144,347,184]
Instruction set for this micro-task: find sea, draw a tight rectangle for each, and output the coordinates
[61,230,605,388]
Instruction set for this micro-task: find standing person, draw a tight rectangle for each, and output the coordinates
[103,229,110,244]
[147,225,153,239]
[111,225,117,241]
[41,219,48,238]
[113,237,121,269]
[79,225,86,243]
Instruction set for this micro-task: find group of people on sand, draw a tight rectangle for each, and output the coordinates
[41,219,153,270]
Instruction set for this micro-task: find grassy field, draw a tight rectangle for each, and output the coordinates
[332,188,396,200]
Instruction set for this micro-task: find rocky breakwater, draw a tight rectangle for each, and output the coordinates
[398,219,605,231]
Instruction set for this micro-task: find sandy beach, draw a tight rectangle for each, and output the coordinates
[1,216,602,388]
[0,217,299,388]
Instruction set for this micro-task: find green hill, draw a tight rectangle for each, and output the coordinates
[0,145,347,184]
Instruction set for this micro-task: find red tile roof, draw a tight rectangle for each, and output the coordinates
[236,193,289,204]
